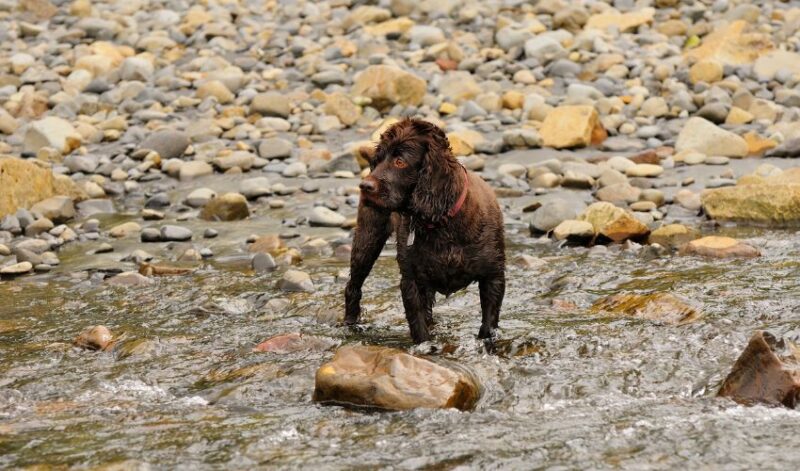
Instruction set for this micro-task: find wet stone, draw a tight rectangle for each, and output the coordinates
[718,331,800,408]
[313,345,481,411]
[160,225,192,242]
[74,325,114,351]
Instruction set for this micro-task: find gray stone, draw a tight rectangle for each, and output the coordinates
[309,206,346,227]
[140,130,190,160]
[241,177,272,199]
[140,227,162,242]
[259,138,292,160]
[77,199,115,217]
[160,225,192,242]
[277,269,314,292]
[30,196,75,223]
[251,92,291,118]
[186,188,216,208]
[252,253,276,273]
[530,200,581,233]
[63,154,99,174]
[524,36,566,63]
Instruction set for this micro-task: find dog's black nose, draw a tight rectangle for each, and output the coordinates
[359,179,377,194]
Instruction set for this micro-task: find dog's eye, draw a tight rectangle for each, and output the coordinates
[393,158,407,169]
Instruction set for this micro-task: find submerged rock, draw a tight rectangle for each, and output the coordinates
[591,293,701,325]
[253,332,336,354]
[648,224,699,249]
[74,325,114,351]
[718,331,800,408]
[138,263,194,276]
[678,236,760,259]
[200,192,249,221]
[277,269,314,292]
[313,345,481,411]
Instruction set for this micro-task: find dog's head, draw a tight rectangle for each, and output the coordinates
[359,118,462,223]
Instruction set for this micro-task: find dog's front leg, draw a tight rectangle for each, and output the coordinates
[400,276,432,343]
[478,273,505,339]
[344,203,393,326]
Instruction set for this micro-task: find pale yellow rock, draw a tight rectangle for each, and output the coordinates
[540,105,601,149]
[726,107,754,125]
[196,80,234,104]
[325,92,361,126]
[364,17,415,36]
[181,7,213,35]
[447,130,484,157]
[702,183,800,226]
[352,65,427,108]
[684,20,773,66]
[502,90,525,110]
[578,202,650,242]
[437,72,481,104]
[0,158,85,218]
[586,8,655,32]
[689,60,724,84]
[438,102,457,114]
[70,0,92,16]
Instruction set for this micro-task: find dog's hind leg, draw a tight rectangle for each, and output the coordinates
[344,203,393,326]
[478,273,505,339]
[400,276,432,343]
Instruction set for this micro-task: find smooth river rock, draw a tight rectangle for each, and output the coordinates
[313,345,481,411]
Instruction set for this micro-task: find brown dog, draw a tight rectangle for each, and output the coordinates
[345,118,506,343]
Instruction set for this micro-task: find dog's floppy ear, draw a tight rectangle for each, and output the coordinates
[409,120,461,224]
[357,145,377,169]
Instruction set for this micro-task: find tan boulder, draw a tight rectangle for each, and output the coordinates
[352,65,427,108]
[578,202,650,243]
[0,158,85,218]
[586,7,655,32]
[325,92,361,126]
[701,183,800,226]
[540,105,603,149]
[684,20,773,65]
[313,345,481,411]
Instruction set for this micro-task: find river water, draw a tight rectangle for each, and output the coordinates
[3,214,800,468]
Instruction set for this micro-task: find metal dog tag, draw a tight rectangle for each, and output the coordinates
[407,229,415,246]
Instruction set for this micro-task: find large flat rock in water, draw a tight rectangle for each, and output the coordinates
[718,331,800,408]
[313,345,481,411]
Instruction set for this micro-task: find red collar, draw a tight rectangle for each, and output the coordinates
[447,165,469,218]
